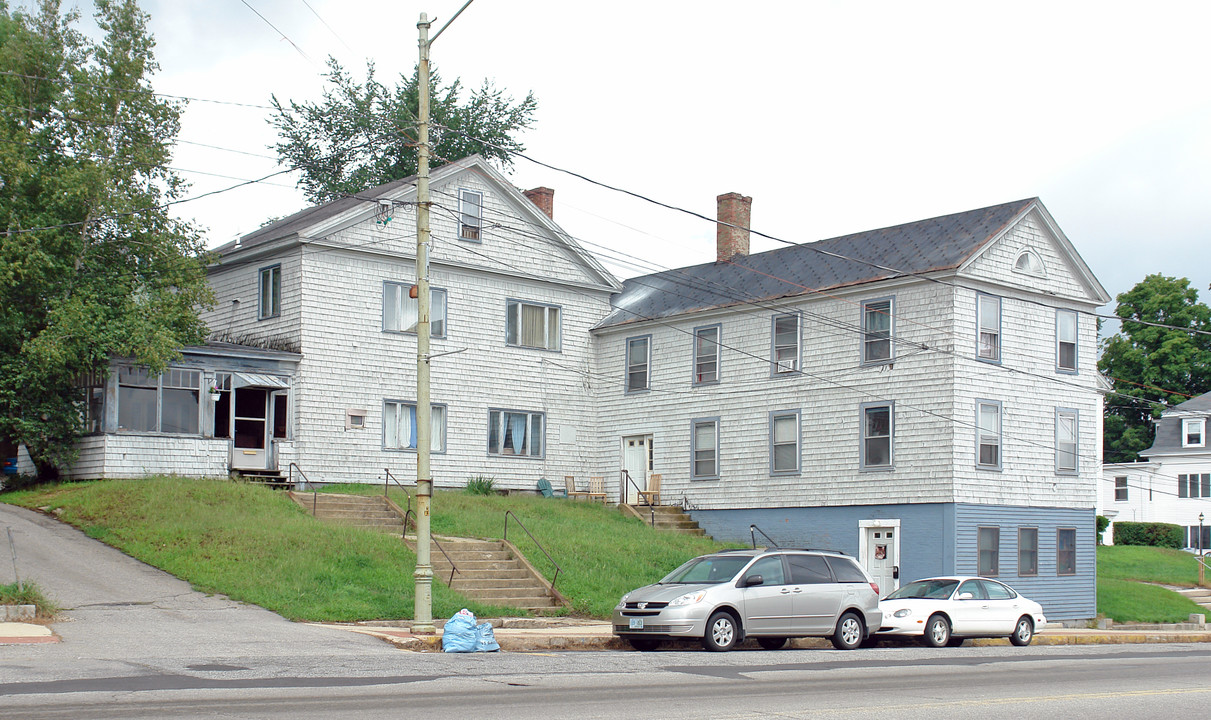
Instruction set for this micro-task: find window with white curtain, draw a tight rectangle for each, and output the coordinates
[506,300,560,350]
[383,282,447,337]
[384,401,446,452]
[977,400,1001,469]
[487,409,544,457]
[772,313,800,373]
[977,294,1001,361]
[1056,408,1078,474]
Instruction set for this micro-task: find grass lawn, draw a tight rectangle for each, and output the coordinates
[1097,545,1211,623]
[2,477,731,621]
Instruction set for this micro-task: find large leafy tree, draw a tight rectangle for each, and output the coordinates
[271,58,537,204]
[1099,274,1211,462]
[0,0,212,476]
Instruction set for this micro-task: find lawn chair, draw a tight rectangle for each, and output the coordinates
[565,475,591,501]
[537,478,566,498]
[637,473,662,506]
[587,476,608,503]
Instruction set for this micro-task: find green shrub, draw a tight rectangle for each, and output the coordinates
[1096,515,1110,544]
[1114,521,1184,548]
[464,476,495,495]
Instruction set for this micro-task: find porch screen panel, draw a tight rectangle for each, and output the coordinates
[117,367,156,432]
[161,369,200,435]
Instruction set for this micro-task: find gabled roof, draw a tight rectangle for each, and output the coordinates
[595,198,1039,330]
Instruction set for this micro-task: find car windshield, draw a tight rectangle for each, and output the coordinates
[660,555,752,584]
[886,579,960,600]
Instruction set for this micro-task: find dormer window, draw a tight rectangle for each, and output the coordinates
[459,189,483,241]
[1183,418,1205,448]
[1014,250,1044,276]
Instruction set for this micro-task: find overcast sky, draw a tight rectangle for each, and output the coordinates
[58,0,1211,310]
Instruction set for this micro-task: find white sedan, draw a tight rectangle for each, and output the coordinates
[874,576,1046,647]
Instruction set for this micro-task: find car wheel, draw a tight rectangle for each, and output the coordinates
[946,637,966,647]
[702,611,739,652]
[757,637,787,650]
[830,611,864,650]
[628,637,661,651]
[923,614,950,648]
[1010,616,1034,646]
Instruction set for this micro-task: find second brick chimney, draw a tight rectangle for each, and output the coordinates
[716,192,751,262]
[524,187,555,220]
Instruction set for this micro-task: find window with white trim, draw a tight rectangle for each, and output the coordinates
[977,400,1001,469]
[1183,418,1205,447]
[860,402,893,469]
[1014,250,1044,276]
[862,298,893,363]
[771,313,799,374]
[384,401,446,452]
[693,325,720,385]
[1056,408,1078,474]
[384,282,447,337]
[506,300,560,351]
[770,410,800,474]
[459,189,483,241]
[1114,476,1128,501]
[1056,309,1078,372]
[488,409,544,457]
[117,366,200,435]
[977,294,1001,361]
[625,336,650,393]
[258,264,281,319]
[691,418,719,479]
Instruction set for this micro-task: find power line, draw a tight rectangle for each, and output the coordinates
[0,70,273,110]
[239,0,315,66]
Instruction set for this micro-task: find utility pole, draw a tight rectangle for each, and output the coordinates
[413,0,475,635]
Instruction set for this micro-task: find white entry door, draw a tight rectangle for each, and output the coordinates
[231,387,269,470]
[863,526,898,597]
[621,435,652,504]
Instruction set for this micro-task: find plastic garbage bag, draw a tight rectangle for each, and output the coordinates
[475,621,500,652]
[442,609,479,653]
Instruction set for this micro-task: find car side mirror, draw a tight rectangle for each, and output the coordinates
[744,575,764,587]
[958,592,974,600]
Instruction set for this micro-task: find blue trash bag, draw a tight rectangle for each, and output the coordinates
[442,609,479,653]
[475,621,500,652]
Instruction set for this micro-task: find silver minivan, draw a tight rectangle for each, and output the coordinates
[612,548,881,651]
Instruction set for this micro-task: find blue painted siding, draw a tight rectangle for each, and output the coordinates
[693,502,1095,621]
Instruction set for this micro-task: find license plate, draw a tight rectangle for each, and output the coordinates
[629,618,644,630]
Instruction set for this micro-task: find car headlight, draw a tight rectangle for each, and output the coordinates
[669,590,708,607]
[893,608,912,618]
[616,593,631,610]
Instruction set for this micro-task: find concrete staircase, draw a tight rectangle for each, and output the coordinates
[421,537,563,613]
[625,504,706,536]
[288,492,407,533]
[1175,586,1211,613]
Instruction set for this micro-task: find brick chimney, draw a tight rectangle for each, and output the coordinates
[524,187,555,220]
[716,192,751,262]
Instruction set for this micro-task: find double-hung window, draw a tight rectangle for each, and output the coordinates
[694,325,720,385]
[1018,528,1038,576]
[258,264,281,319]
[625,336,650,393]
[488,409,544,458]
[1055,408,1078,474]
[976,400,1002,469]
[691,418,719,479]
[978,526,1000,576]
[117,366,200,435]
[1115,476,1129,501]
[977,294,1001,362]
[384,401,447,452]
[506,300,560,351]
[1056,528,1076,575]
[1056,309,1078,372]
[1183,418,1205,447]
[862,297,893,364]
[771,313,800,374]
[1178,473,1211,499]
[383,282,447,337]
[770,410,800,475]
[459,189,483,241]
[860,402,893,470]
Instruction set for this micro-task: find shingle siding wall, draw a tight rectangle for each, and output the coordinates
[201,248,303,347]
[962,212,1089,300]
[66,435,230,479]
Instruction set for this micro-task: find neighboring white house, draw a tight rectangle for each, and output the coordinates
[1102,392,1211,550]
[62,156,1109,619]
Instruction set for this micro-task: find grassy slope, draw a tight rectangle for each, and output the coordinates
[2,479,730,621]
[1097,545,1211,623]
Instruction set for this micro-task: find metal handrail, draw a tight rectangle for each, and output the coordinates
[1197,554,1211,588]
[287,462,318,516]
[403,509,459,586]
[620,469,655,526]
[503,510,563,592]
[750,524,780,549]
[383,468,412,516]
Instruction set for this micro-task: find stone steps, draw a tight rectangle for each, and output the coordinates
[415,537,561,611]
[625,504,707,536]
[288,492,408,533]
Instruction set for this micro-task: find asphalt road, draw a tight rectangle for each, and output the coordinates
[5,503,1211,719]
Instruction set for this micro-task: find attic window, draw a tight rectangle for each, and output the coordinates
[1183,418,1205,448]
[459,189,483,241]
[1013,250,1044,276]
